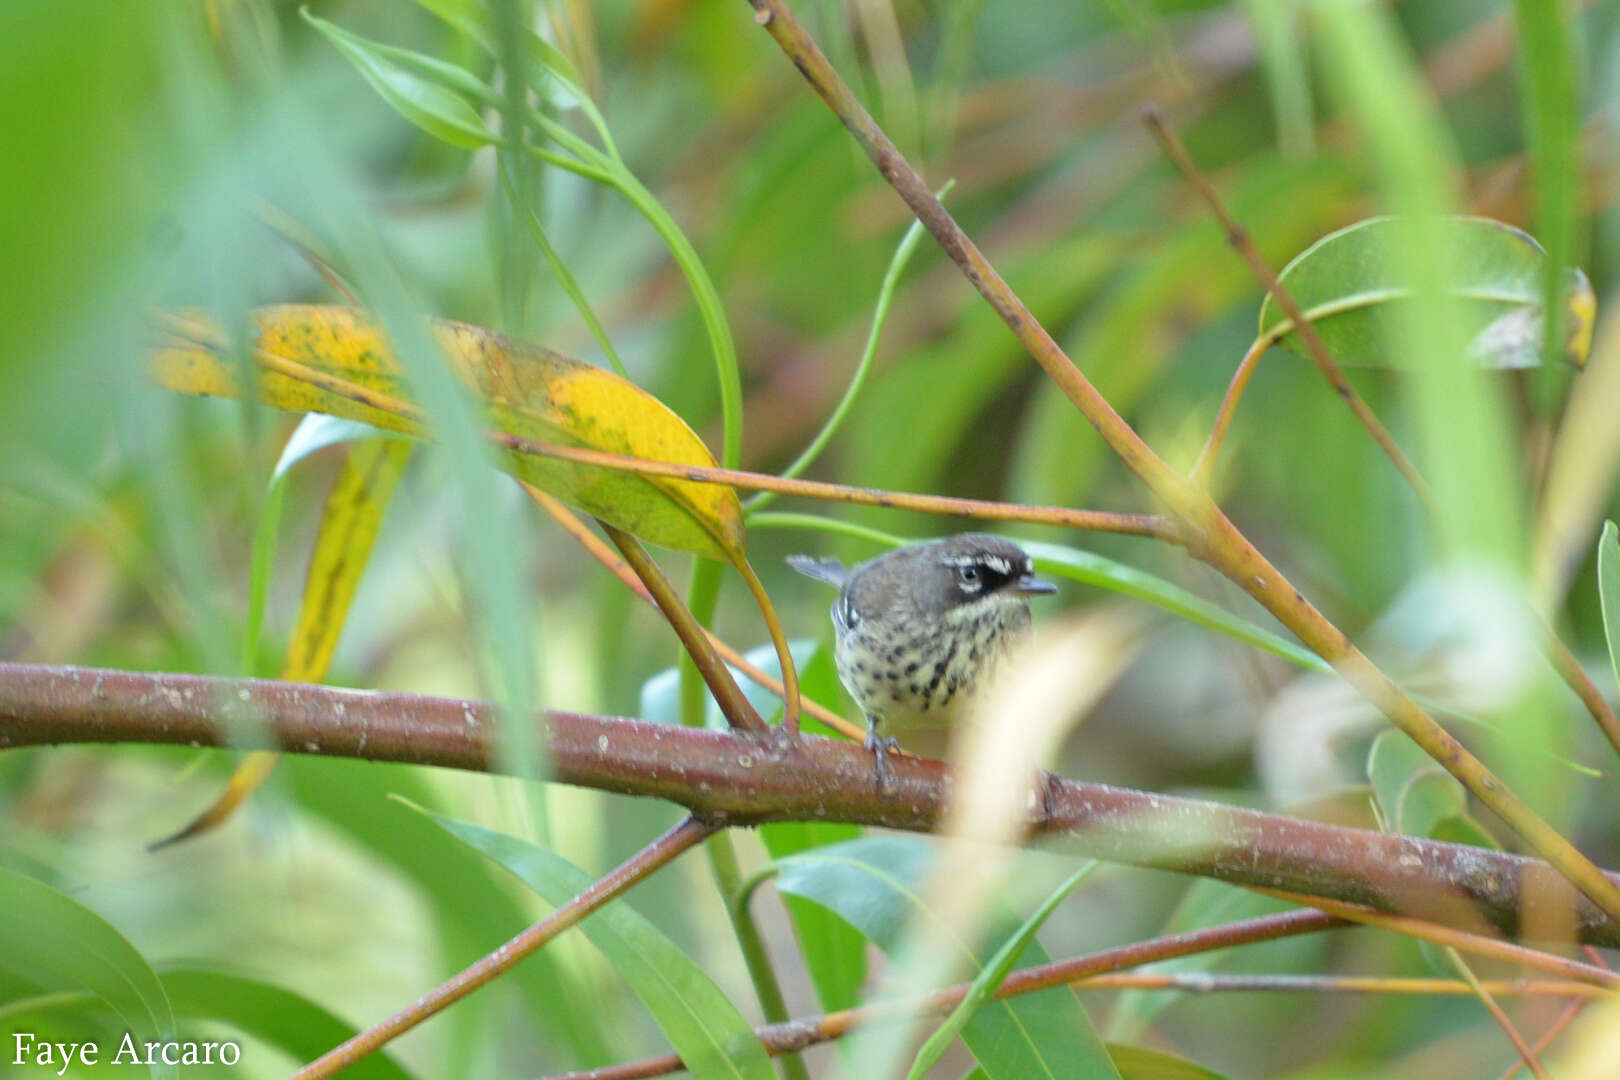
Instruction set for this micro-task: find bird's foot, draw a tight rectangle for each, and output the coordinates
[1037,767,1062,823]
[865,729,900,789]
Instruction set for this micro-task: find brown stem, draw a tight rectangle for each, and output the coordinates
[156,323,1179,548]
[1141,107,1428,497]
[734,555,801,735]
[601,523,769,736]
[528,489,863,740]
[736,0,1620,927]
[1494,995,1591,1080]
[9,661,1620,947]
[1259,890,1620,987]
[289,816,714,1080]
[1071,974,1608,997]
[1143,108,1620,765]
[532,909,1342,1080]
[495,434,1177,541]
[1541,623,1620,758]
[1447,948,1552,1080]
[1191,335,1268,488]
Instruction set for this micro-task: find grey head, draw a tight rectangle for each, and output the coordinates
[788,533,1055,631]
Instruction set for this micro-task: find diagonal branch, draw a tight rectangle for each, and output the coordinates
[1140,107,1427,496]
[530,905,1615,1080]
[738,0,1620,927]
[529,490,864,741]
[7,661,1620,948]
[600,521,770,735]
[289,815,714,1080]
[1141,109,1620,763]
[535,909,1343,1080]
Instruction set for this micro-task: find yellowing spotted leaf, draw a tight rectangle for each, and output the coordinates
[152,305,743,560]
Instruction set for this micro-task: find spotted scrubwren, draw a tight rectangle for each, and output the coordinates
[787,533,1056,778]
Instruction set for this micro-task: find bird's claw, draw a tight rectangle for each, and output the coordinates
[864,729,900,789]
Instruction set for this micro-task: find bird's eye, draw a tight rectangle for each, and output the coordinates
[958,565,980,584]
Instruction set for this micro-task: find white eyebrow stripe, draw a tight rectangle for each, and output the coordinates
[939,555,977,567]
[983,555,1011,575]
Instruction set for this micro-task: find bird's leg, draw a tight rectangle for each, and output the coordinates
[1037,768,1062,824]
[863,717,900,788]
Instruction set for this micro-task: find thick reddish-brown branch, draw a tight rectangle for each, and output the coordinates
[4,662,1618,947]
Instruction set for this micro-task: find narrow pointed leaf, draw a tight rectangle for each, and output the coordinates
[1107,1043,1234,1080]
[422,812,775,1080]
[282,438,413,682]
[905,862,1099,1080]
[407,0,597,118]
[160,969,416,1080]
[757,646,867,1013]
[151,432,412,849]
[773,836,1117,1080]
[305,10,493,149]
[0,867,176,1080]
[1019,541,1330,674]
[150,305,743,559]
[1600,521,1620,695]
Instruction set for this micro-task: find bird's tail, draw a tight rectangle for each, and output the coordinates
[786,554,850,588]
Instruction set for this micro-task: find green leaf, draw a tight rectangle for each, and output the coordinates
[1366,729,1463,837]
[160,969,416,1080]
[277,757,615,1066]
[421,811,776,1080]
[753,517,1331,676]
[272,414,404,486]
[1600,522,1620,695]
[773,836,1117,1080]
[0,867,176,1080]
[756,647,867,1013]
[303,10,494,150]
[1107,1043,1234,1080]
[640,639,818,732]
[1366,730,1499,975]
[906,862,1099,1080]
[1020,541,1330,674]
[1366,729,1499,847]
[406,0,598,119]
[1260,216,1594,369]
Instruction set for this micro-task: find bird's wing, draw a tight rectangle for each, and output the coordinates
[785,554,850,588]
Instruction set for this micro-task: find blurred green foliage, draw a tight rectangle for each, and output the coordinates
[4,1,1620,1077]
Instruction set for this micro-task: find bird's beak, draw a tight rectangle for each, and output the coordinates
[1013,573,1058,596]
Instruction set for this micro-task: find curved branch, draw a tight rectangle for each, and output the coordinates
[3,661,1618,946]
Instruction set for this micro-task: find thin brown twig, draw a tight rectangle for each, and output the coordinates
[1140,113,1620,762]
[531,908,1344,1080]
[289,816,715,1080]
[1259,890,1620,989]
[1447,947,1552,1080]
[1192,335,1267,487]
[526,488,865,741]
[1140,106,1428,497]
[733,555,801,735]
[1494,994,1591,1080]
[1072,973,1608,998]
[738,0,1620,926]
[156,318,1179,545]
[600,523,769,736]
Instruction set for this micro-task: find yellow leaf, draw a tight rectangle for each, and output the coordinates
[150,437,414,850]
[282,438,413,681]
[152,305,744,559]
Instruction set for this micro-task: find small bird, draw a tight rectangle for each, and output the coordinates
[788,533,1056,778]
